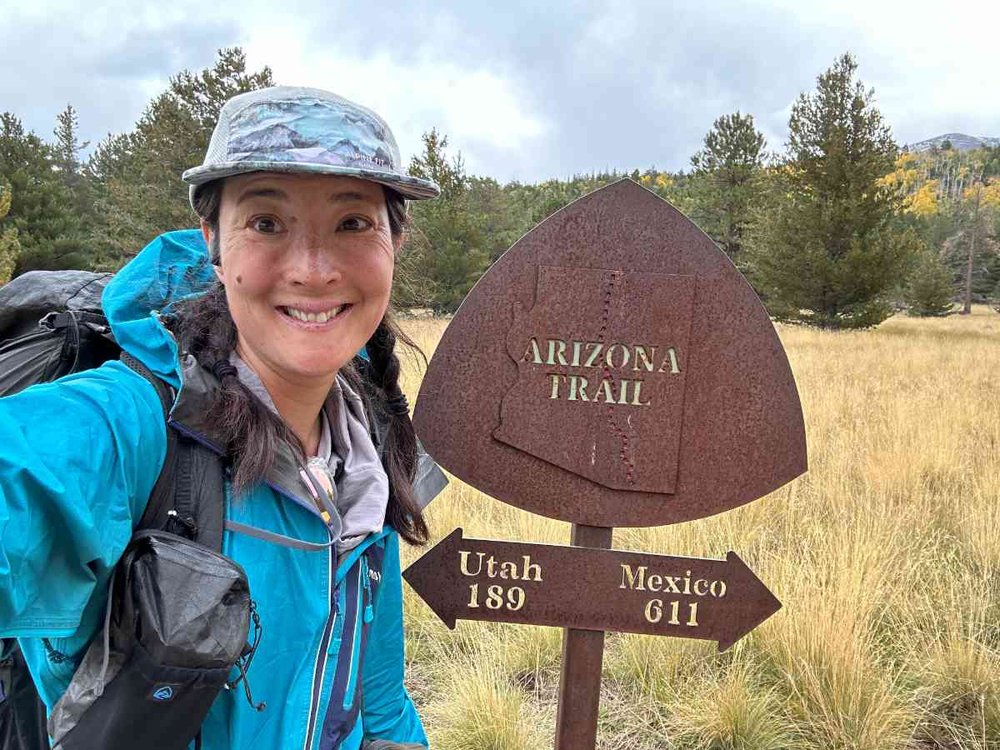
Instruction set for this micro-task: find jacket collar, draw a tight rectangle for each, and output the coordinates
[168,354,359,534]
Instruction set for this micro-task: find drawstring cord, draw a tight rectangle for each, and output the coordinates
[225,600,266,712]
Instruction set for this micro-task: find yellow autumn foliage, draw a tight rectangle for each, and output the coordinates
[905,181,940,217]
[639,172,675,191]
[879,166,921,194]
[0,182,20,286]
[964,178,1000,210]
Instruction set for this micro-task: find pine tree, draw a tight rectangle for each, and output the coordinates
[52,104,101,262]
[88,48,273,266]
[0,112,88,274]
[168,48,274,133]
[952,176,1000,313]
[688,112,766,266]
[404,130,490,312]
[53,104,88,180]
[905,249,954,316]
[748,54,913,328]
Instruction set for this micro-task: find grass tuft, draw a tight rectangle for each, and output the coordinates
[670,662,800,750]
[423,657,548,750]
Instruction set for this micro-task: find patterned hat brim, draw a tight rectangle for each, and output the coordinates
[182,160,440,208]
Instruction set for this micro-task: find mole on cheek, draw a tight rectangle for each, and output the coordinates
[235,275,243,284]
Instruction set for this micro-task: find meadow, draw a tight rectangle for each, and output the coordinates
[396,307,1000,750]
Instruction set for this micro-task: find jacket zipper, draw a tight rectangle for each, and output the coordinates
[170,420,392,749]
[301,541,336,750]
[341,559,368,710]
[362,556,375,625]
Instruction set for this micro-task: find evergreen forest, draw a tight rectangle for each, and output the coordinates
[2,48,999,328]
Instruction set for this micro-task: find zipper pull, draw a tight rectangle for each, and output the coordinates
[362,558,374,624]
[298,467,334,526]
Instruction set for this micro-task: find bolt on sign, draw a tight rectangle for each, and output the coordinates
[406,179,807,749]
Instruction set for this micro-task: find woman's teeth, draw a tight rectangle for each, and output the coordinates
[283,305,346,323]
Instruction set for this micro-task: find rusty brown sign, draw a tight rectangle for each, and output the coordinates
[408,181,807,749]
[403,528,781,651]
[413,179,807,528]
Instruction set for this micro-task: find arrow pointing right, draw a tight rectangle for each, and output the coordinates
[404,529,781,651]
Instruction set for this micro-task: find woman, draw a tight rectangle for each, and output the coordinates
[0,86,443,749]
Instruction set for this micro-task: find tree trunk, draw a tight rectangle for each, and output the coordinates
[962,186,981,315]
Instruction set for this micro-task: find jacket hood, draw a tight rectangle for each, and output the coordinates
[101,229,215,391]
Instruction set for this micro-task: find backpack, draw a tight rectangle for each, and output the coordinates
[0,271,239,750]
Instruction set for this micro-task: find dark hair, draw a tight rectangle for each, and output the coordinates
[171,178,428,546]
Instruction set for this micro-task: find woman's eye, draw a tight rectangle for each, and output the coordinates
[339,216,373,232]
[250,216,283,234]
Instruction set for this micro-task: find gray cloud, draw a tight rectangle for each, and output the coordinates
[2,1,995,182]
[286,0,873,178]
[0,10,238,152]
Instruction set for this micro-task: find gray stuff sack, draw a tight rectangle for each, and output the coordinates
[47,531,252,750]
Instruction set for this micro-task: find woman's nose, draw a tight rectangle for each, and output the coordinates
[288,232,342,287]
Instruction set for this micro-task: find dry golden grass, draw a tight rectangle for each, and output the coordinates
[397,307,1000,750]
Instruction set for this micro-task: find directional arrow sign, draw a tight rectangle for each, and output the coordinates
[403,528,781,651]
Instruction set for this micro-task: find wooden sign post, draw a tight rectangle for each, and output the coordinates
[408,179,807,748]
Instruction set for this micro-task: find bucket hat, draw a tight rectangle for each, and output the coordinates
[182,86,440,208]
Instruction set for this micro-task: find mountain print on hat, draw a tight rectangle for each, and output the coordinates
[227,97,397,172]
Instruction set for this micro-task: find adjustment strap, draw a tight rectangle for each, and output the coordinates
[224,519,336,551]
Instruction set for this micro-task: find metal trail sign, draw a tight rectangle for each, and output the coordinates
[413,180,806,530]
[408,179,807,749]
[403,529,781,651]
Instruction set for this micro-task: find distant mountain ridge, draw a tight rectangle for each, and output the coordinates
[906,133,1000,153]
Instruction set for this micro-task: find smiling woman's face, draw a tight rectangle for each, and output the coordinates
[208,172,396,391]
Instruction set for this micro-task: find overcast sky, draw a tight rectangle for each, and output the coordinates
[2,0,997,183]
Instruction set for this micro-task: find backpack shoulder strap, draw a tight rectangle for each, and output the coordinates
[120,352,225,553]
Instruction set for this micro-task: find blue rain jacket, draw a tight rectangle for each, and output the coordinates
[0,230,428,749]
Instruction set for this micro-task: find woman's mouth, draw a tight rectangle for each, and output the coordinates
[278,304,352,325]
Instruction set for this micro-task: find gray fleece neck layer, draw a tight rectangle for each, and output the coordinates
[230,353,389,553]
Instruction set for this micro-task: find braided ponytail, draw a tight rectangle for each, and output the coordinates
[363,314,429,546]
[169,283,302,494]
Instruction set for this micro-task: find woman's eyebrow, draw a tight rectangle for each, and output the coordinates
[328,191,368,203]
[236,187,288,205]
[234,188,371,204]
